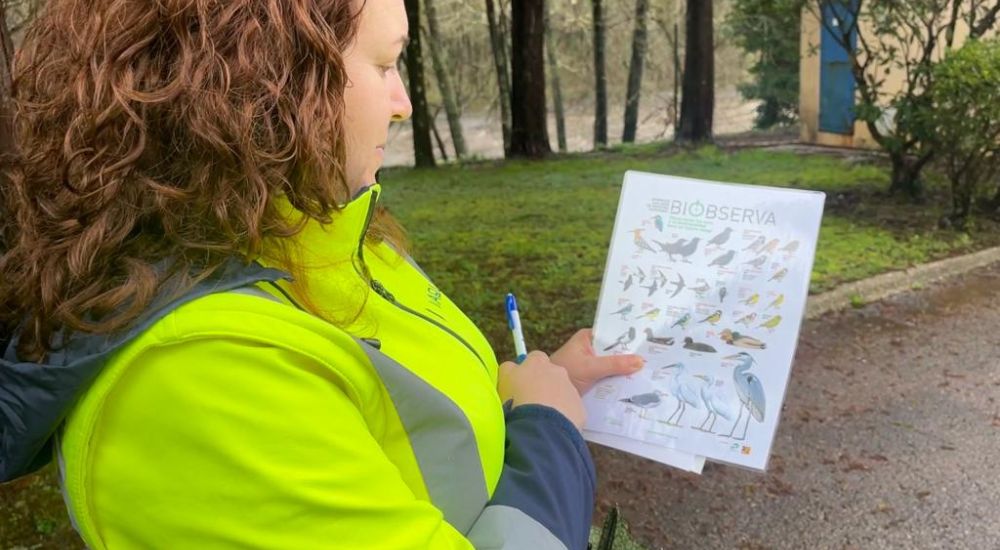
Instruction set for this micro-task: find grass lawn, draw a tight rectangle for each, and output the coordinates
[381,144,1000,357]
[2,144,998,549]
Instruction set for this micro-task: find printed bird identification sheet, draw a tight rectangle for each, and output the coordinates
[583,171,825,471]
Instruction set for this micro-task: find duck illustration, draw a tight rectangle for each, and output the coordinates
[683,337,717,353]
[719,329,767,350]
[644,328,675,346]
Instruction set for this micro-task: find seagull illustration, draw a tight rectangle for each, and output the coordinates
[620,391,670,419]
[760,238,781,254]
[697,310,723,325]
[757,315,783,332]
[683,337,717,353]
[741,293,760,306]
[769,267,789,282]
[630,229,658,254]
[609,303,634,320]
[743,235,765,252]
[766,294,785,310]
[709,250,736,268]
[603,326,637,351]
[635,307,661,321]
[735,312,757,326]
[668,273,686,299]
[670,313,692,329]
[707,227,733,248]
[743,255,768,270]
[644,327,675,346]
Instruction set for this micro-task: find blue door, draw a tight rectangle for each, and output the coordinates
[819,1,858,135]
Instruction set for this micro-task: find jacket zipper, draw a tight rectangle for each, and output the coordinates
[357,188,488,371]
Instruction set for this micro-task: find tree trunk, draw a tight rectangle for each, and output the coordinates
[622,0,650,143]
[509,0,550,158]
[404,0,436,168]
[591,0,608,148]
[888,150,932,199]
[544,2,567,153]
[677,0,714,144]
[485,0,512,155]
[423,0,466,160]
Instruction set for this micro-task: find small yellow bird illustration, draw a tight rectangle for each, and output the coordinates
[635,308,662,321]
[698,310,723,325]
[766,294,785,310]
[758,315,783,331]
[741,293,760,306]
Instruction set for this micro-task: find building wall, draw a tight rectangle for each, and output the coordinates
[798,4,987,149]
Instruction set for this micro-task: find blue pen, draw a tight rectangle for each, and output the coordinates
[505,293,528,364]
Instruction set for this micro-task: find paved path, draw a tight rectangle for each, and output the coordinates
[592,262,1000,549]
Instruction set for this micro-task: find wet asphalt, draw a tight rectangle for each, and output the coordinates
[591,262,1000,549]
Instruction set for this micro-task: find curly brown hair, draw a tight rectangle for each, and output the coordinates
[0,0,408,361]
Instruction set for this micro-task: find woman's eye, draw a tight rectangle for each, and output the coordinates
[378,64,397,76]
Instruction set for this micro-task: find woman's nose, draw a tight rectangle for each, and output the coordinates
[391,72,413,122]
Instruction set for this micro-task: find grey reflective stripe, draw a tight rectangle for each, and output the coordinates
[229,286,282,303]
[53,430,90,546]
[356,343,489,534]
[467,505,569,550]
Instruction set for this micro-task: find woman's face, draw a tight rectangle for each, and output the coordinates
[342,0,412,195]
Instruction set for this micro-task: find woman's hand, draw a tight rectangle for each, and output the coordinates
[497,351,587,429]
[550,328,645,395]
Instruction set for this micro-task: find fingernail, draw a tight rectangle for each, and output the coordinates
[630,358,645,371]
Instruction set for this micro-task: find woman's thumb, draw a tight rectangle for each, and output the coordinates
[599,354,645,377]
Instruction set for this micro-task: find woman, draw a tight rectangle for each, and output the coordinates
[0,1,643,548]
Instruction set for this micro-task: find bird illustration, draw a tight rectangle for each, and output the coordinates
[719,329,767,350]
[766,294,785,310]
[741,293,760,306]
[619,391,669,419]
[670,313,691,330]
[640,279,659,297]
[769,267,789,282]
[694,375,737,434]
[654,215,665,232]
[708,227,734,248]
[719,286,728,303]
[722,352,767,440]
[735,312,758,327]
[757,315,783,332]
[781,240,800,254]
[760,238,781,254]
[603,326,637,351]
[609,303,634,321]
[697,309,723,325]
[630,229,658,254]
[635,307,661,321]
[668,273,686,298]
[743,235,765,252]
[689,279,711,295]
[644,328,675,347]
[653,237,701,262]
[620,273,634,291]
[658,363,706,426]
[683,337,717,353]
[743,255,769,270]
[709,250,736,268]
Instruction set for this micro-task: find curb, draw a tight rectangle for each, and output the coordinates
[805,246,1000,319]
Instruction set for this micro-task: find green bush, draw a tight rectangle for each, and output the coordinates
[920,38,1000,228]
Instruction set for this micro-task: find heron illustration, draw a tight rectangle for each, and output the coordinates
[693,375,737,434]
[721,352,767,441]
[657,363,705,426]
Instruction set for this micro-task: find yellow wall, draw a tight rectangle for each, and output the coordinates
[798,5,990,149]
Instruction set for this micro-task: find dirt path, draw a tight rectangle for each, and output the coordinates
[591,262,1000,549]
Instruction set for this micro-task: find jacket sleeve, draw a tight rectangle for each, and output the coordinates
[78,338,593,550]
[466,402,596,550]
